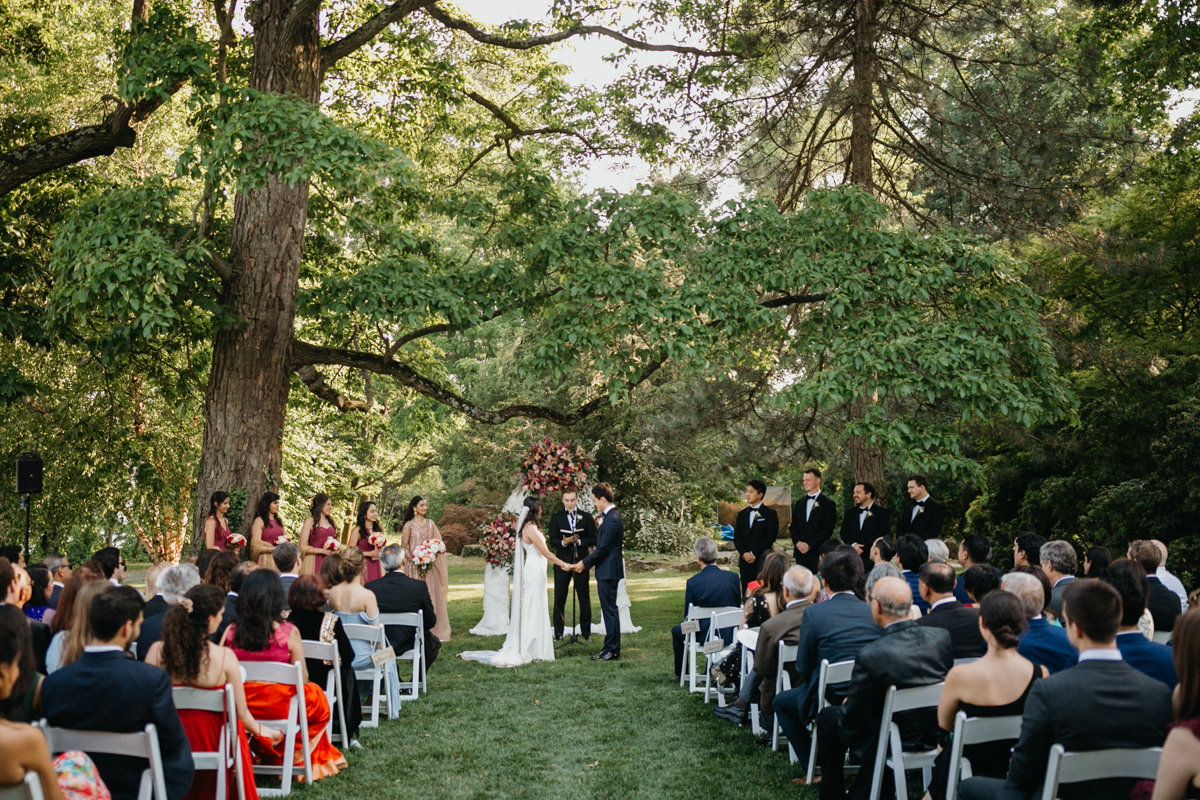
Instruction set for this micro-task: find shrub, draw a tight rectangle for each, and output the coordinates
[628,508,710,556]
[438,523,478,555]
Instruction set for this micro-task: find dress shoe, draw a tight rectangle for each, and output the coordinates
[592,650,620,661]
[713,705,748,725]
[755,732,772,747]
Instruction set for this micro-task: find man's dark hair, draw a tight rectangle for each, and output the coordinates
[856,482,876,499]
[196,549,222,581]
[872,537,896,563]
[229,562,257,594]
[591,483,614,503]
[896,534,928,572]
[1085,546,1112,575]
[919,561,957,595]
[820,549,863,594]
[804,468,822,479]
[0,545,21,564]
[907,473,930,489]
[1098,559,1149,627]
[748,479,767,495]
[89,585,145,641]
[1061,578,1121,644]
[0,557,13,597]
[819,538,842,557]
[961,534,992,565]
[963,564,1002,602]
[92,547,121,580]
[1014,533,1046,566]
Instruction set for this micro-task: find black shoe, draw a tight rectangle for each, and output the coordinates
[582,635,591,642]
[591,650,608,660]
[592,650,620,661]
[755,732,772,747]
[713,705,748,725]
[555,636,563,641]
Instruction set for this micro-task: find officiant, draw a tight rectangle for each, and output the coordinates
[549,489,599,640]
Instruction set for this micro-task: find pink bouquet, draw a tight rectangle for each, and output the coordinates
[409,540,444,573]
[226,533,247,548]
[321,538,342,553]
[368,532,388,549]
[479,513,518,571]
[520,438,591,496]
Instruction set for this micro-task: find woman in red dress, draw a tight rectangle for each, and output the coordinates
[203,492,233,551]
[347,501,385,584]
[249,492,288,572]
[146,584,280,800]
[299,494,338,577]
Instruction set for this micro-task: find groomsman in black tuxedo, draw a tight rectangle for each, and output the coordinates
[895,473,946,539]
[548,489,599,640]
[791,468,837,573]
[839,482,890,573]
[733,480,780,594]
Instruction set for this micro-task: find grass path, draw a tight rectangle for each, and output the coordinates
[301,560,817,800]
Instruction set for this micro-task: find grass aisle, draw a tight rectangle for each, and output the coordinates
[302,559,817,800]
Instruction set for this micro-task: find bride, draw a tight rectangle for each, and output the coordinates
[460,497,569,667]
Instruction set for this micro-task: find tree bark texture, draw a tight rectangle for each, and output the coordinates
[191,0,322,547]
[848,403,888,505]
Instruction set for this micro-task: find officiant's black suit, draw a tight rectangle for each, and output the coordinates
[791,492,837,572]
[548,508,598,639]
[732,504,779,592]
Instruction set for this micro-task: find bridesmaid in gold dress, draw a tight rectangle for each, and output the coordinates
[401,496,450,642]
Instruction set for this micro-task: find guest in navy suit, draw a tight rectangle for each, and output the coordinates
[41,586,193,800]
[576,482,625,661]
[1100,559,1177,688]
[955,534,992,604]
[672,536,742,678]
[1003,571,1077,673]
[897,535,930,614]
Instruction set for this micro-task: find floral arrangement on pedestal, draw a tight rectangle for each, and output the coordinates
[520,438,591,496]
[410,538,446,573]
[478,512,519,572]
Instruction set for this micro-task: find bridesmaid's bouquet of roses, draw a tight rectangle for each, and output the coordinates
[368,531,388,549]
[226,532,247,548]
[321,538,342,553]
[409,539,445,573]
[520,438,592,496]
[479,513,518,572]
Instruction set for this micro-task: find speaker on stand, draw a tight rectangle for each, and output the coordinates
[16,453,43,563]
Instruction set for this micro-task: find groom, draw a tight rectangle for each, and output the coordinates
[571,482,624,661]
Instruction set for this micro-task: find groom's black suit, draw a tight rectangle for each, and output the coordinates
[548,508,598,639]
[581,506,625,655]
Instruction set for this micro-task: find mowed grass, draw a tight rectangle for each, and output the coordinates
[301,559,818,800]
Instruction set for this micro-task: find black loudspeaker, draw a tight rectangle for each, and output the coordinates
[16,452,43,495]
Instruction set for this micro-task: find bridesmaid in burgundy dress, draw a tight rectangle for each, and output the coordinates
[202,491,233,551]
[300,493,339,576]
[348,501,385,584]
[249,491,288,571]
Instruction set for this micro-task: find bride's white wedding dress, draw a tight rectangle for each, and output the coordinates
[460,525,554,668]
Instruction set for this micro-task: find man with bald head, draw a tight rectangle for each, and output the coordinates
[815,576,952,800]
[1004,570,1077,674]
[916,561,984,659]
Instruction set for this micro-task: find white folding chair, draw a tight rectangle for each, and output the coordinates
[240,661,312,797]
[344,623,395,726]
[805,659,856,774]
[680,604,740,694]
[944,711,1023,800]
[379,611,426,701]
[703,609,745,704]
[868,682,945,800]
[1152,631,1172,645]
[37,721,167,800]
[770,642,799,752]
[0,773,44,800]
[301,640,348,746]
[172,685,246,800]
[1040,744,1162,800]
[952,657,980,666]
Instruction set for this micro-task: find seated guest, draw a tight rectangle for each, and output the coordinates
[222,571,346,781]
[46,580,107,674]
[365,544,440,668]
[90,548,125,587]
[927,591,1047,800]
[814,540,845,602]
[286,575,364,748]
[897,535,930,614]
[959,579,1173,800]
[1098,559,1177,689]
[44,554,70,609]
[146,583,276,800]
[1149,609,1200,799]
[1150,539,1188,612]
[917,562,985,659]
[1013,565,1057,622]
[41,586,194,800]
[955,535,992,604]
[194,549,221,585]
[865,561,901,601]
[1012,532,1045,569]
[0,604,41,723]
[274,542,302,609]
[671,536,741,680]
[1083,545,1111,576]
[1131,540,1181,635]
[870,536,897,568]
[747,565,818,745]
[712,551,786,691]
[925,539,950,564]
[324,548,382,669]
[136,564,201,662]
[1003,571,1077,674]
[2,560,50,675]
[1040,540,1077,618]
[24,565,55,625]
[214,561,255,643]
[141,562,171,620]
[815,577,952,800]
[962,564,1001,604]
[775,549,881,765]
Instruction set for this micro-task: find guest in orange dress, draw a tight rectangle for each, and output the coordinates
[298,494,339,577]
[348,502,385,584]
[401,496,450,642]
[249,492,288,572]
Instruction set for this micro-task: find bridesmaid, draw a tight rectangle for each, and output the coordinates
[348,501,385,584]
[249,491,288,571]
[202,492,232,551]
[299,494,339,576]
[401,496,450,642]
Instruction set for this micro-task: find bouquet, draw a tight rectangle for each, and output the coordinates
[479,513,518,571]
[520,438,591,496]
[226,532,247,548]
[321,538,342,553]
[409,539,445,573]
[368,531,388,549]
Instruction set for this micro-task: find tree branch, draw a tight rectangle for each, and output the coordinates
[321,0,428,69]
[210,254,235,282]
[295,365,374,412]
[465,91,598,153]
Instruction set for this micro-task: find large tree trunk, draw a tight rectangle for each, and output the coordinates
[191,0,322,549]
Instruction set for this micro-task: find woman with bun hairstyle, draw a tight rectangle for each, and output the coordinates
[925,590,1049,800]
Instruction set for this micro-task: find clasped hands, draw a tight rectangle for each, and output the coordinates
[565,561,585,572]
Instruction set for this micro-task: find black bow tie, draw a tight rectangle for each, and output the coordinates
[915,499,927,506]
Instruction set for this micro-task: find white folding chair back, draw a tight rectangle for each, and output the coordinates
[770,642,799,752]
[37,721,167,800]
[378,611,426,701]
[1039,744,1162,800]
[240,661,311,796]
[0,773,45,800]
[171,685,245,800]
[1152,631,1172,645]
[952,657,980,666]
[301,639,348,746]
[944,711,1023,800]
[869,682,945,800]
[704,610,746,705]
[344,623,393,726]
[805,659,856,774]
[680,604,740,693]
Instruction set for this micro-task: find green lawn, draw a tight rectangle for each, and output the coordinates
[302,559,818,800]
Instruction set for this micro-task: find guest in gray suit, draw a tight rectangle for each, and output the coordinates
[1041,540,1077,618]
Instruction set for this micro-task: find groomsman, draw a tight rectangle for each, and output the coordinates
[548,489,599,640]
[791,468,837,573]
[839,482,890,572]
[733,480,780,594]
[895,473,946,539]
